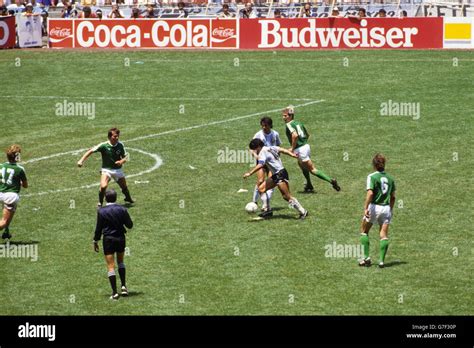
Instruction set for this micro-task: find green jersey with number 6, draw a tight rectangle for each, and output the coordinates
[285,120,309,149]
[0,162,27,193]
[93,142,128,170]
[366,171,396,206]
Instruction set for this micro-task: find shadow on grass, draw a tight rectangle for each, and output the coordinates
[106,291,144,299]
[383,260,408,268]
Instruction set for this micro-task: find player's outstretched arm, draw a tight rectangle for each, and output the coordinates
[243,164,264,179]
[389,191,396,212]
[77,149,94,167]
[21,179,28,189]
[278,147,298,158]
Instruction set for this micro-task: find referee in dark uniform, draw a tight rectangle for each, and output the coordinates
[93,189,133,300]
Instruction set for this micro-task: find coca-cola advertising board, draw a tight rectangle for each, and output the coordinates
[48,17,444,50]
[0,16,16,49]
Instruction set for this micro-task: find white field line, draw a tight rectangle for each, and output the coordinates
[0,96,315,102]
[20,99,324,196]
[21,147,162,197]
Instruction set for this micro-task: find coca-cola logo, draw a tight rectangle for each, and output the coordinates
[212,27,235,39]
[50,27,72,38]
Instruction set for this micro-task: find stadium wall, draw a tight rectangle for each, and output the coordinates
[46,17,473,50]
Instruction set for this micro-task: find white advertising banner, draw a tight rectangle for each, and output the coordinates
[18,15,43,48]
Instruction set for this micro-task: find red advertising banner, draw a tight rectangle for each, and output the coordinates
[0,16,16,49]
[48,18,238,49]
[48,17,443,50]
[240,17,443,49]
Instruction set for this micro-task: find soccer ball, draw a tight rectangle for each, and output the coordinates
[245,202,258,214]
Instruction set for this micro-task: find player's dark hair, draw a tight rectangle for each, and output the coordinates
[372,153,386,171]
[6,144,21,163]
[108,128,120,139]
[249,138,264,150]
[105,189,117,203]
[260,117,273,128]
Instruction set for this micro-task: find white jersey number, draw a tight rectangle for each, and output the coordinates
[380,177,389,194]
[296,125,306,139]
[1,168,15,185]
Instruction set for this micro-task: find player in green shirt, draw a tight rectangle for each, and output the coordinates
[359,153,396,268]
[282,106,340,193]
[0,144,28,240]
[77,128,134,207]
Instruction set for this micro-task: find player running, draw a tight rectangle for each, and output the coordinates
[0,145,28,240]
[358,154,396,268]
[77,128,134,207]
[251,117,282,212]
[243,139,308,220]
[282,106,340,193]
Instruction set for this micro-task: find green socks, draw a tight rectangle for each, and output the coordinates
[380,238,390,263]
[360,234,370,259]
[312,169,332,183]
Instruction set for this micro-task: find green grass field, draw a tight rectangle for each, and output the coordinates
[0,50,472,315]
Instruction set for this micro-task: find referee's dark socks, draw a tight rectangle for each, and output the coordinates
[118,263,126,287]
[108,270,118,295]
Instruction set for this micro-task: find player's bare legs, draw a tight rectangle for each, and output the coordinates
[258,179,307,219]
[116,251,128,296]
[117,177,134,204]
[98,174,111,207]
[359,218,373,266]
[300,158,340,192]
[105,253,119,299]
[254,167,265,205]
[0,208,14,230]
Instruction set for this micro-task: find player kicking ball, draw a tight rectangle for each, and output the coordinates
[0,145,28,240]
[359,154,396,268]
[282,106,340,193]
[243,139,308,220]
[77,128,134,207]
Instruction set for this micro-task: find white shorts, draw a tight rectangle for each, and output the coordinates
[295,144,311,162]
[101,168,125,182]
[0,192,20,211]
[364,203,392,225]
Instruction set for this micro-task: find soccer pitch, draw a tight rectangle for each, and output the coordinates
[0,49,472,315]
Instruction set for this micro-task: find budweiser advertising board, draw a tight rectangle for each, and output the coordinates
[48,17,443,49]
[0,16,16,49]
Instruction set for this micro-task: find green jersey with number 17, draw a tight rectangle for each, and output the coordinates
[0,162,27,193]
[367,171,396,206]
[285,120,309,149]
[93,142,128,170]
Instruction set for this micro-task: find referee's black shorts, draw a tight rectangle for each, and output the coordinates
[103,237,126,255]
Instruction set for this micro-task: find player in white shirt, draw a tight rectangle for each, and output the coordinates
[251,117,282,212]
[243,139,308,220]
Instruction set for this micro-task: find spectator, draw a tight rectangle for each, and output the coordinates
[330,6,342,18]
[400,10,407,18]
[241,2,256,19]
[96,8,102,19]
[177,1,188,18]
[144,4,155,18]
[108,3,124,18]
[22,2,39,15]
[61,0,76,18]
[79,5,97,18]
[355,8,366,19]
[130,6,142,18]
[218,3,234,18]
[0,4,8,15]
[378,9,386,17]
[300,2,312,18]
[273,8,285,18]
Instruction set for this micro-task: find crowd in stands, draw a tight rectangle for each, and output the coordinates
[0,0,412,19]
